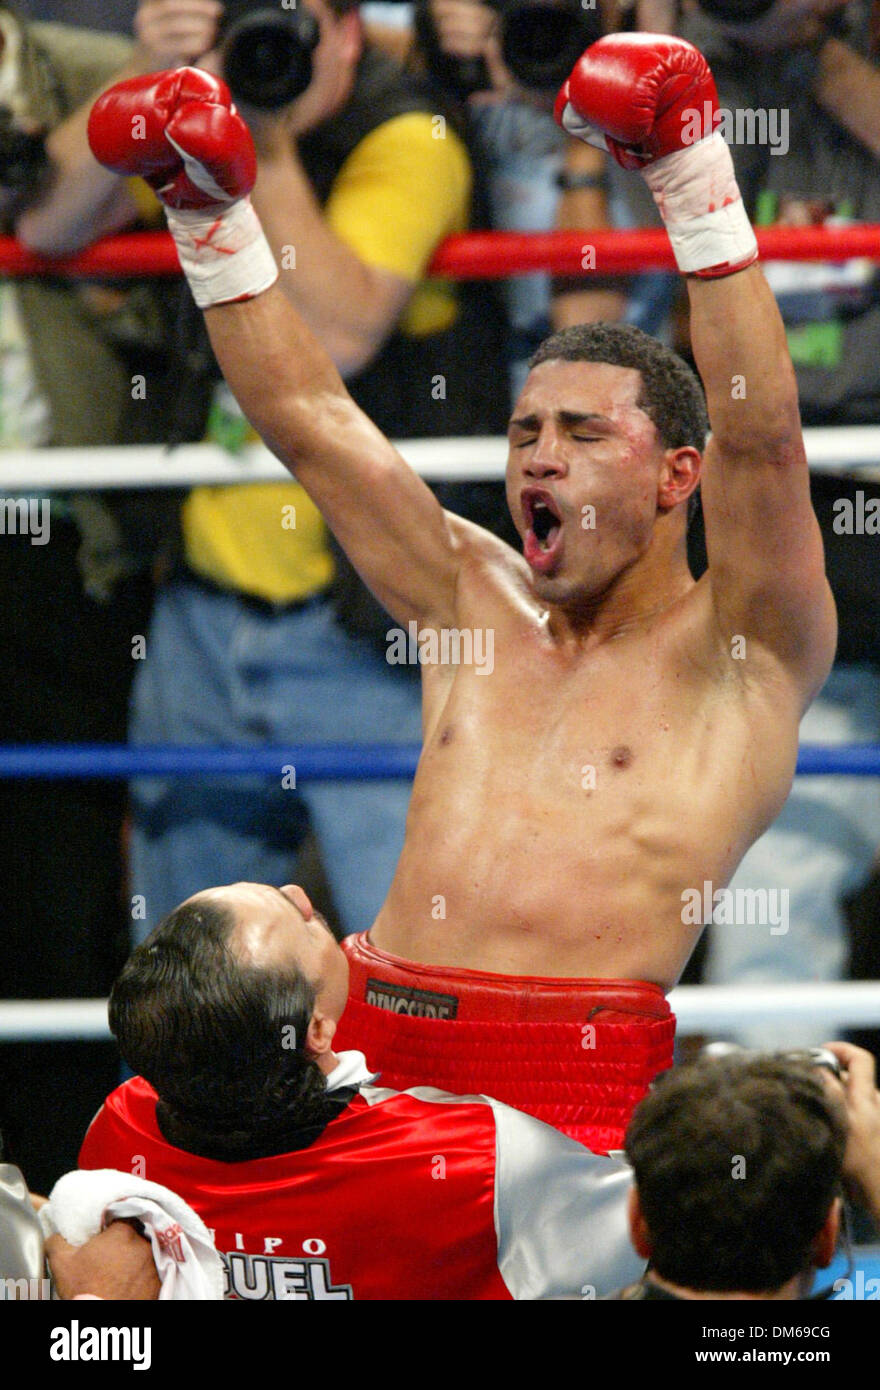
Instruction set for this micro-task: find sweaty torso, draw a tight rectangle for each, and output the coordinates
[371,542,802,991]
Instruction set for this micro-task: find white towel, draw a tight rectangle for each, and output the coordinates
[41,1169,224,1301]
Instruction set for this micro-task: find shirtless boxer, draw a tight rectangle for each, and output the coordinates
[87,34,835,1150]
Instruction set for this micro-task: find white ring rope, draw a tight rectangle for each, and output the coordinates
[0,427,878,491]
[3,982,880,1042]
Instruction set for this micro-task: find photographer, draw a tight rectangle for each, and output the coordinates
[413,0,612,394]
[610,1053,848,1300]
[16,0,513,947]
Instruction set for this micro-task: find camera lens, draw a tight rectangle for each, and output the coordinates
[220,7,320,110]
[501,3,602,92]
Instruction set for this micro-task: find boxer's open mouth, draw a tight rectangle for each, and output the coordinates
[522,489,563,572]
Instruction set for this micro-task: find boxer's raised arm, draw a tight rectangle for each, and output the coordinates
[87,68,463,629]
[203,287,461,627]
[687,266,835,697]
[556,33,836,699]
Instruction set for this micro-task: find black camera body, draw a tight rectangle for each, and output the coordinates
[414,0,603,100]
[217,0,320,110]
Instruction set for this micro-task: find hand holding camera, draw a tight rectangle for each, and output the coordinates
[134,0,225,72]
[820,1041,880,1220]
[421,0,515,99]
[416,0,604,101]
[134,0,322,113]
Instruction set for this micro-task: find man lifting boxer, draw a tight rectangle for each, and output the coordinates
[86,33,835,1151]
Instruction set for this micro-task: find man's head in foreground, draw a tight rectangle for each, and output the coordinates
[624,1054,847,1300]
[109,884,349,1160]
[507,322,707,611]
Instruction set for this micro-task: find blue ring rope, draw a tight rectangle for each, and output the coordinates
[0,742,877,778]
[0,743,420,779]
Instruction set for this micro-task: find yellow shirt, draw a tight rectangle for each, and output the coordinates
[184,111,471,604]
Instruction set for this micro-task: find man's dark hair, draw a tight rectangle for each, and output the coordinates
[530,322,708,524]
[625,1057,847,1293]
[109,899,338,1162]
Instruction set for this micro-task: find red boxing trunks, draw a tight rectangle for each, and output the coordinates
[333,933,676,1153]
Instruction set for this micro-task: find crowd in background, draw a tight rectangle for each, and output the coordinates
[0,0,878,1201]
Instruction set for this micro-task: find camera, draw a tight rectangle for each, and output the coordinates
[414,0,604,100]
[0,108,48,191]
[702,1042,843,1078]
[788,1047,844,1078]
[216,0,320,110]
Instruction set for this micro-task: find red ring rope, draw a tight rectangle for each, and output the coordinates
[0,224,878,280]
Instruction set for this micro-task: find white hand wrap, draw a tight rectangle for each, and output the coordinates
[641,131,758,278]
[165,198,279,308]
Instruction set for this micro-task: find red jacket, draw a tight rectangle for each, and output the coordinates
[80,1063,640,1301]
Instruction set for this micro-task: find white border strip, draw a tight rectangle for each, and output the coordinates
[0,428,878,491]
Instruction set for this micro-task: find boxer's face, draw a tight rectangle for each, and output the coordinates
[507,360,688,609]
[193,882,349,1023]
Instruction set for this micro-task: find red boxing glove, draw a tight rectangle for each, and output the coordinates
[555,33,719,171]
[87,68,256,210]
[88,68,276,307]
[555,34,757,279]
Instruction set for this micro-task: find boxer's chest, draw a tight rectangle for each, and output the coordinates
[421,618,724,806]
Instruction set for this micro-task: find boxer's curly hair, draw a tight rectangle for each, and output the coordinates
[110,899,344,1162]
[530,322,707,524]
[625,1056,847,1293]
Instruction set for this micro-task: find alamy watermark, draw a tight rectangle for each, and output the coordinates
[681,101,789,156]
[832,490,880,535]
[832,1273,880,1299]
[0,496,50,545]
[1,1276,52,1299]
[386,622,494,676]
[681,880,789,935]
[50,1321,151,1370]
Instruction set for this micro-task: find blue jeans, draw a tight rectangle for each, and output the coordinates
[705,662,880,1048]
[129,577,423,942]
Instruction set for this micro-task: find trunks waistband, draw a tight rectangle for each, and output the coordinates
[341,932,671,1024]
